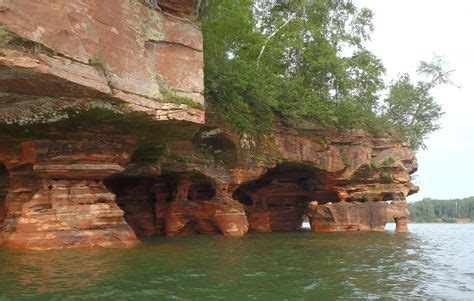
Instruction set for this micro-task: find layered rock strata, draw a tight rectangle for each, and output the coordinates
[307,200,410,233]
[230,127,416,234]
[0,0,204,124]
[0,125,417,250]
[0,0,417,250]
[0,138,139,250]
[106,174,248,237]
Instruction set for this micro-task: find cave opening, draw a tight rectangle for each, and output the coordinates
[382,193,409,232]
[104,172,218,237]
[193,130,239,168]
[233,164,340,232]
[104,176,162,237]
[0,163,10,232]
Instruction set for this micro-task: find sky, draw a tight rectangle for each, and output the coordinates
[354,0,474,201]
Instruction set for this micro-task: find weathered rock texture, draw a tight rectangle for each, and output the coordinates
[106,174,248,237]
[0,126,417,249]
[0,0,417,250]
[230,127,417,234]
[0,137,139,249]
[307,200,410,233]
[0,0,204,124]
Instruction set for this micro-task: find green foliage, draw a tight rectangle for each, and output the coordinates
[409,197,474,223]
[161,88,204,110]
[256,153,273,163]
[89,53,107,74]
[197,144,218,164]
[175,156,193,163]
[202,0,383,134]
[382,58,450,149]
[0,24,14,47]
[131,144,168,162]
[371,156,395,170]
[201,1,449,149]
[370,158,379,169]
[381,156,395,166]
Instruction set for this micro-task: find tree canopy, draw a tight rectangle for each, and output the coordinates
[409,197,474,223]
[200,0,450,150]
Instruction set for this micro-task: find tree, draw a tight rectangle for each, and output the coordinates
[202,0,386,133]
[201,1,449,151]
[409,197,474,222]
[383,57,453,149]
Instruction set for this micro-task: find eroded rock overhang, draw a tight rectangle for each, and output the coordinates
[0,0,204,125]
[0,124,419,249]
[0,0,419,250]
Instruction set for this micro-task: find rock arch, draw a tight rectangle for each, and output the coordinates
[385,193,410,233]
[106,170,248,238]
[233,163,340,232]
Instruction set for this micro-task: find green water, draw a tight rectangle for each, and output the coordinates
[1,224,473,300]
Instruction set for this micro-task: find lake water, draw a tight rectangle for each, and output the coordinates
[0,224,473,300]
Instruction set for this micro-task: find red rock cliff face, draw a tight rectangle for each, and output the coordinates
[0,136,140,249]
[228,127,417,234]
[0,0,204,124]
[0,0,418,250]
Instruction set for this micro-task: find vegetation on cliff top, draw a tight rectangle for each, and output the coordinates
[201,0,453,150]
[409,197,474,223]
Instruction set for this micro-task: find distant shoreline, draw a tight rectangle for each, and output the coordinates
[408,220,474,224]
[409,197,474,224]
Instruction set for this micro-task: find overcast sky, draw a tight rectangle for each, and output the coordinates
[354,0,474,201]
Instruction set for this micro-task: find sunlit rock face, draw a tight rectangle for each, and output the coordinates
[0,0,204,124]
[8,180,138,250]
[0,137,139,250]
[306,200,410,233]
[0,0,418,250]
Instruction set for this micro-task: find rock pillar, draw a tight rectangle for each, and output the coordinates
[2,139,139,250]
[212,183,249,236]
[1,164,42,243]
[388,201,410,233]
[165,180,248,236]
[243,193,271,233]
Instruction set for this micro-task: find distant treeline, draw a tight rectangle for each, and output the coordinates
[409,197,474,223]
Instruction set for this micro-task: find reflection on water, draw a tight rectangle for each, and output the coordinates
[0,224,473,299]
[0,248,124,296]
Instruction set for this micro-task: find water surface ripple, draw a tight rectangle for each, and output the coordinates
[0,224,473,300]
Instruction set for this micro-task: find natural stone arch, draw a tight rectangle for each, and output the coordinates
[306,193,410,233]
[385,193,410,233]
[233,163,341,232]
[105,169,247,238]
[163,172,246,236]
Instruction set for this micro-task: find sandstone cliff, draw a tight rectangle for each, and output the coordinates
[0,0,417,250]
